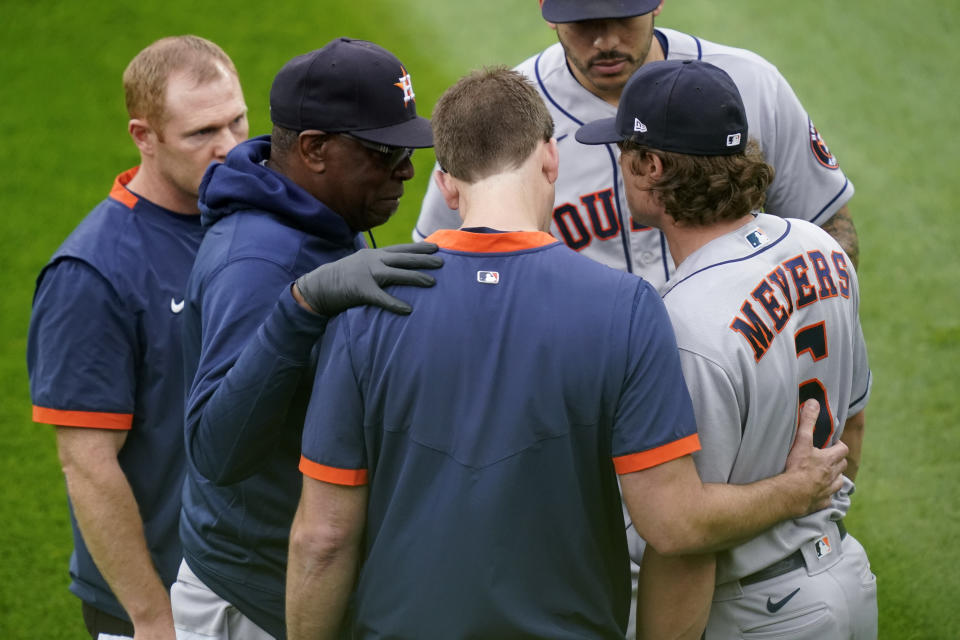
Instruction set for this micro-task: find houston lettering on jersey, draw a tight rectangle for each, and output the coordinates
[552,188,650,251]
[730,250,850,361]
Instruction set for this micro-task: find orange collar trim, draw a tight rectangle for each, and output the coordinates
[425,229,558,253]
[109,166,140,210]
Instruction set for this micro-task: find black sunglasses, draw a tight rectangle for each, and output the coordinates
[341,133,414,169]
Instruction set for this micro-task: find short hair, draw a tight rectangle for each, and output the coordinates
[432,66,554,183]
[622,139,775,225]
[123,35,238,128]
[269,124,301,158]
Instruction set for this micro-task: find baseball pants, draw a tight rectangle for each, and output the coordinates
[171,560,275,640]
[705,532,877,639]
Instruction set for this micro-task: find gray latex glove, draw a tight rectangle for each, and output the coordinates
[295,243,443,316]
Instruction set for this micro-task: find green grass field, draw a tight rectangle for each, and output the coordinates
[1,1,957,637]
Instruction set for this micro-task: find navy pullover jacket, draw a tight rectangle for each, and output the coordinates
[179,136,363,638]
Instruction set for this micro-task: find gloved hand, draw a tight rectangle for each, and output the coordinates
[295,243,443,316]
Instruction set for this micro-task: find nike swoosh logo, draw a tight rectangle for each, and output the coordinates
[170,298,185,314]
[766,588,800,613]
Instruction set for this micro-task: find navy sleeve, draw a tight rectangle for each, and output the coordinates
[611,281,700,473]
[27,258,137,428]
[300,314,368,485]
[185,258,327,484]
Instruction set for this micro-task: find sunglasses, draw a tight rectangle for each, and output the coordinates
[341,133,414,169]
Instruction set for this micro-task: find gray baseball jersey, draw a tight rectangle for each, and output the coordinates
[414,29,854,289]
[660,213,876,637]
[660,213,870,584]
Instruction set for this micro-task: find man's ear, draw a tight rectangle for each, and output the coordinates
[652,1,665,18]
[621,150,661,180]
[542,138,559,185]
[541,2,559,31]
[434,169,461,212]
[648,152,664,180]
[128,118,156,156]
[298,130,330,172]
[539,0,557,29]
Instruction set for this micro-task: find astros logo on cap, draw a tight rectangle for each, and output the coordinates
[394,66,416,106]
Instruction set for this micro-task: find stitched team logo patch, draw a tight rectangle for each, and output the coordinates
[394,66,415,106]
[809,119,839,169]
[477,271,500,284]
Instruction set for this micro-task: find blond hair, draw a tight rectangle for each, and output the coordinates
[123,35,237,128]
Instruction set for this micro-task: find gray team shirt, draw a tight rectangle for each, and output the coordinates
[414,29,854,288]
[660,213,870,585]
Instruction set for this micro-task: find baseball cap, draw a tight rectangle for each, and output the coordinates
[575,60,748,155]
[270,37,433,148]
[541,0,661,23]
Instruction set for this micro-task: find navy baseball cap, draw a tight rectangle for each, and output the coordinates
[270,38,433,148]
[576,60,748,155]
[541,0,661,22]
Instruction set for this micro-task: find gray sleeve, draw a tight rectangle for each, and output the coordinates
[848,324,871,416]
[761,71,854,226]
[679,349,743,485]
[412,163,462,241]
[848,266,871,415]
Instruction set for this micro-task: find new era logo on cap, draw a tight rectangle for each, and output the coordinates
[634,118,647,133]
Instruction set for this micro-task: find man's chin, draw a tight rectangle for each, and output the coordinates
[377,198,401,219]
[353,203,398,232]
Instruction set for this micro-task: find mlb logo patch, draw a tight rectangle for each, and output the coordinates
[477,271,500,284]
[815,535,832,558]
[745,228,769,248]
[726,132,742,147]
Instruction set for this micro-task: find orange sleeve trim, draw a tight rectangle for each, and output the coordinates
[299,456,368,486]
[32,406,133,430]
[425,229,558,253]
[109,167,140,210]
[613,433,701,474]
